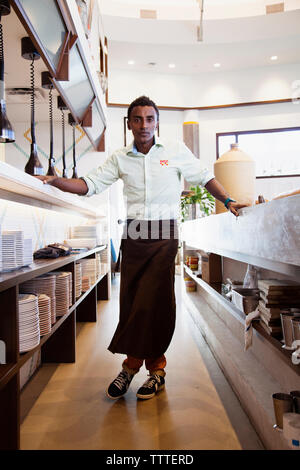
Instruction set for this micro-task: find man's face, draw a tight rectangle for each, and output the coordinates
[127,106,158,147]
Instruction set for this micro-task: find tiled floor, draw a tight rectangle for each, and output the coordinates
[20,275,263,450]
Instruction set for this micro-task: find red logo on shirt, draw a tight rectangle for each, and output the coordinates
[160,160,169,166]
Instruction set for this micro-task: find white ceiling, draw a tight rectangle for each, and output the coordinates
[2,0,300,122]
[100,4,300,75]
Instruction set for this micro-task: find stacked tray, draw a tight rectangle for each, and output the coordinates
[18,294,40,353]
[258,279,300,338]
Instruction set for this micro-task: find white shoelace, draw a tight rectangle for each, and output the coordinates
[114,371,131,390]
[142,374,160,389]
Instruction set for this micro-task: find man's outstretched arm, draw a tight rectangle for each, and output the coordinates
[35,175,88,195]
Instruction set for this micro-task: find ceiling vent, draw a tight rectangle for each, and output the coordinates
[140,9,157,19]
[266,2,284,14]
[5,87,46,104]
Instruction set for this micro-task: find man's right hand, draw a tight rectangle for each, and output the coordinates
[35,175,58,185]
[34,175,88,195]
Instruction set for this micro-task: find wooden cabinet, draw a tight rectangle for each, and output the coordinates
[0,246,109,449]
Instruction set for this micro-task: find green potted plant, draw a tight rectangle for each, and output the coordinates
[180,185,215,223]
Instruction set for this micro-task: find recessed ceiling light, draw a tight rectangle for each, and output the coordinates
[270,56,278,61]
[128,60,135,65]
[214,63,221,68]
[169,63,175,68]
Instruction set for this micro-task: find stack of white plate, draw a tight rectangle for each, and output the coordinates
[81,275,90,292]
[50,272,70,317]
[3,230,24,267]
[20,274,56,325]
[80,258,97,286]
[71,224,103,245]
[38,294,51,336]
[2,233,18,271]
[65,238,97,250]
[67,272,72,307]
[23,239,33,266]
[75,262,82,299]
[18,294,40,353]
[95,252,101,278]
[0,226,2,272]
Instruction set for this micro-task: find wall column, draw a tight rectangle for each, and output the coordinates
[182,110,200,190]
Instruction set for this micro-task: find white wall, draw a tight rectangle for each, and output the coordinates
[190,101,300,199]
[106,100,300,201]
[108,63,300,108]
[107,63,300,201]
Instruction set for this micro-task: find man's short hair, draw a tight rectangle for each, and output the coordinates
[127,96,159,121]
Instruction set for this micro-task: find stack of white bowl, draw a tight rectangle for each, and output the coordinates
[67,272,73,306]
[37,294,52,336]
[50,272,70,317]
[20,274,57,325]
[80,258,97,285]
[81,275,90,292]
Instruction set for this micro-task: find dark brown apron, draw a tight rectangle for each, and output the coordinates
[108,220,178,359]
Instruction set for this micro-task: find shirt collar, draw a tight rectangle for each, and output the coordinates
[126,136,164,156]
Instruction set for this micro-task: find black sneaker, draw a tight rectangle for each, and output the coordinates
[136,374,165,400]
[106,369,134,400]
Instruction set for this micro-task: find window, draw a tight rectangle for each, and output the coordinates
[217,128,300,178]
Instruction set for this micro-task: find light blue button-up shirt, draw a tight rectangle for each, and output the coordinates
[82,138,214,220]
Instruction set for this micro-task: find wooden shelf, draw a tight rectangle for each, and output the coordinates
[0,245,110,449]
[0,245,107,293]
[0,161,105,219]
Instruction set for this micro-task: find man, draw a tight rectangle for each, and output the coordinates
[37,96,245,401]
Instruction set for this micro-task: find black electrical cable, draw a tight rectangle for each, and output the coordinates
[30,58,36,143]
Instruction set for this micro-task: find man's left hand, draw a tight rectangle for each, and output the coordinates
[227,201,248,217]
